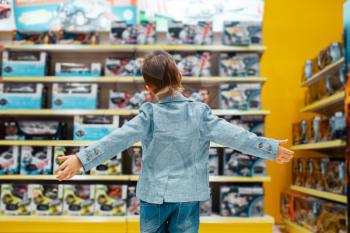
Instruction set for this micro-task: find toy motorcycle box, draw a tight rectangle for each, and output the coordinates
[0,146,19,175]
[13,31,57,45]
[137,21,156,44]
[63,184,95,216]
[220,84,261,110]
[105,58,135,76]
[95,185,127,216]
[58,31,99,45]
[53,147,84,175]
[208,148,219,176]
[0,83,44,109]
[1,184,32,215]
[223,148,266,176]
[127,186,139,216]
[200,198,212,216]
[109,90,153,109]
[167,20,195,44]
[222,21,262,46]
[20,146,52,175]
[32,184,63,216]
[219,53,260,77]
[91,154,122,175]
[2,51,48,77]
[220,185,264,217]
[173,52,211,77]
[52,83,98,110]
[129,147,142,175]
[73,115,119,141]
[55,62,101,77]
[4,120,67,140]
[110,21,138,44]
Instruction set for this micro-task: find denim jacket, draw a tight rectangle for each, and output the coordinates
[77,93,278,204]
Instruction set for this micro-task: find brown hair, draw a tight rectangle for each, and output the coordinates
[142,51,183,97]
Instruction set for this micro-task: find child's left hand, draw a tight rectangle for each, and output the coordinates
[275,139,294,164]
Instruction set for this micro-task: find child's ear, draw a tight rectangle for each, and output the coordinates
[179,74,183,82]
[145,84,154,93]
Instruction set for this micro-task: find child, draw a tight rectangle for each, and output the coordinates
[55,51,293,233]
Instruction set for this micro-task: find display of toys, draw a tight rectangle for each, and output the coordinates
[167,21,213,45]
[55,62,101,77]
[0,146,19,175]
[224,115,264,136]
[137,21,156,44]
[109,90,153,109]
[220,185,264,217]
[0,184,32,215]
[2,51,48,77]
[222,21,262,46]
[220,84,261,110]
[20,146,52,175]
[95,185,127,216]
[0,83,44,109]
[13,31,57,45]
[183,88,211,104]
[200,198,212,216]
[127,186,139,216]
[63,185,95,216]
[90,154,122,175]
[173,52,211,76]
[110,21,138,44]
[32,184,63,216]
[4,121,67,140]
[57,31,98,45]
[73,115,119,141]
[105,58,135,76]
[52,83,98,110]
[208,148,219,175]
[223,149,266,176]
[219,53,260,77]
[129,147,142,175]
[53,147,84,175]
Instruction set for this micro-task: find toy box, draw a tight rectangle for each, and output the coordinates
[167,21,195,44]
[0,83,44,109]
[208,148,219,176]
[129,147,142,175]
[317,201,347,233]
[223,149,266,176]
[4,120,67,140]
[95,185,127,216]
[305,159,324,190]
[280,192,296,221]
[222,21,262,46]
[110,21,138,44]
[74,115,119,141]
[137,21,156,44]
[219,53,260,77]
[63,184,95,216]
[200,198,212,216]
[0,184,32,215]
[109,90,153,109]
[13,31,57,45]
[322,159,346,194]
[90,154,122,175]
[292,122,302,145]
[55,62,101,77]
[292,158,307,187]
[326,72,346,96]
[134,57,144,76]
[127,186,140,216]
[220,185,264,217]
[20,146,52,175]
[32,184,63,216]
[58,31,99,45]
[52,83,98,110]
[105,58,136,76]
[53,147,84,175]
[224,115,264,136]
[294,195,321,232]
[195,21,213,45]
[183,88,211,104]
[2,51,48,77]
[0,146,19,175]
[173,52,211,77]
[318,42,343,70]
[220,84,261,110]
[329,112,346,140]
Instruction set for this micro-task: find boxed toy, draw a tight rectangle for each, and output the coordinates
[127,186,140,216]
[134,57,144,76]
[5,120,67,140]
[292,158,307,187]
[74,115,119,141]
[32,184,63,216]
[222,21,262,46]
[0,184,32,215]
[326,72,346,96]
[329,112,346,140]
[208,148,219,176]
[110,21,138,44]
[105,58,135,76]
[137,20,156,44]
[220,84,261,110]
[58,31,99,45]
[0,83,44,109]
[304,159,323,190]
[55,62,101,77]
[52,83,98,110]
[0,146,19,175]
[2,51,48,77]
[292,122,302,145]
[173,52,211,77]
[280,192,296,221]
[318,42,343,70]
[13,31,57,45]
[195,21,213,45]
[183,88,211,105]
[90,154,122,175]
[219,53,260,77]
[223,149,266,176]
[53,147,84,175]
[63,184,95,216]
[200,198,212,216]
[167,20,195,44]
[224,115,264,136]
[129,147,142,175]
[220,185,264,217]
[322,159,346,194]
[20,146,52,175]
[317,201,347,233]
[109,90,153,109]
[95,185,127,216]
[294,195,320,232]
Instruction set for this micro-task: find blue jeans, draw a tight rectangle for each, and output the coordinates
[140,200,200,233]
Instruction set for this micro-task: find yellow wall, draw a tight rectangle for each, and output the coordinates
[262,0,344,223]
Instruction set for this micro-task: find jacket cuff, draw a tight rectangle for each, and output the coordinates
[256,137,279,160]
[76,149,94,172]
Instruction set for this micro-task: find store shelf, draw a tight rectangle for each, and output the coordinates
[300,91,345,113]
[283,219,313,233]
[291,185,347,203]
[129,175,271,182]
[301,58,345,87]
[290,140,346,150]
[0,76,268,84]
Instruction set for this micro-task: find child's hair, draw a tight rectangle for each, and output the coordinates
[142,51,183,97]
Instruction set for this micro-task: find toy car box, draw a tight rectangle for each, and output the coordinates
[219,53,260,77]
[53,147,84,175]
[222,21,262,46]
[220,185,264,217]
[20,146,52,175]
[95,185,127,216]
[63,184,95,216]
[173,52,211,77]
[0,184,32,215]
[0,146,19,175]
[90,154,122,175]
[223,149,266,176]
[220,84,261,110]
[129,147,142,175]
[32,184,64,216]
[137,21,156,44]
[13,31,57,45]
[0,83,44,109]
[208,148,219,175]
[109,90,153,109]
[2,51,48,77]
[127,186,139,216]
[52,83,98,110]
[55,62,101,77]
[74,115,119,141]
[110,21,138,44]
[200,198,212,216]
[105,58,136,76]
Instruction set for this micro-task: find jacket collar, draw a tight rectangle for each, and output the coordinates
[158,93,189,104]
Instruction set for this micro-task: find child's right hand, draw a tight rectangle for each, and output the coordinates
[55,155,82,181]
[275,139,294,164]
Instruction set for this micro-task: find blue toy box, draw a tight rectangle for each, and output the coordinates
[2,51,47,77]
[220,84,261,110]
[20,146,52,175]
[52,83,98,109]
[0,146,19,175]
[55,62,101,77]
[0,83,43,109]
